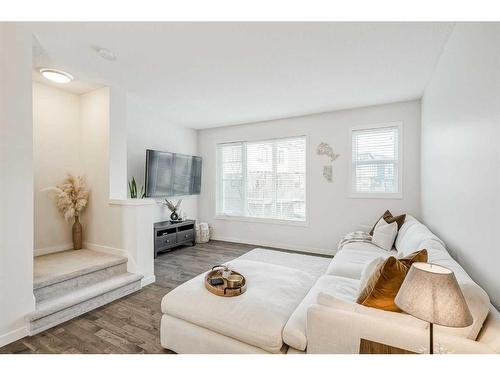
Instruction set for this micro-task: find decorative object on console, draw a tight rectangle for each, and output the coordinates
[48,174,89,250]
[128,176,145,199]
[369,210,406,235]
[395,262,473,354]
[164,198,182,221]
[316,142,340,182]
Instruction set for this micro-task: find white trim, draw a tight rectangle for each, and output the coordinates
[109,198,156,206]
[34,243,73,257]
[210,235,334,256]
[0,325,28,347]
[83,242,139,274]
[83,242,128,257]
[83,242,155,287]
[141,275,156,287]
[215,214,308,227]
[348,121,404,199]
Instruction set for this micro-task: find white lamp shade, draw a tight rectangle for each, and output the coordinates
[395,262,473,327]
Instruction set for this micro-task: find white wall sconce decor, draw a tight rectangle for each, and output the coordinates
[316,142,340,182]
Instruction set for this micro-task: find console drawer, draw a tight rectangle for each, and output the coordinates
[155,233,177,250]
[177,229,194,242]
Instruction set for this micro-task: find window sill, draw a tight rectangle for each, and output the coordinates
[349,192,403,199]
[215,214,308,227]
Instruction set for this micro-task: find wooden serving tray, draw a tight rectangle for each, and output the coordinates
[205,268,247,297]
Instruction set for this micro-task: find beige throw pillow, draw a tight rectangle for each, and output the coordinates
[372,218,398,251]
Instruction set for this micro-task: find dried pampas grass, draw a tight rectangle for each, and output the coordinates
[48,174,89,221]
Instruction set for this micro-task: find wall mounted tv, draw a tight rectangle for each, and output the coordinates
[145,149,202,198]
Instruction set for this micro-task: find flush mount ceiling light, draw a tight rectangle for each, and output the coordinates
[39,68,73,84]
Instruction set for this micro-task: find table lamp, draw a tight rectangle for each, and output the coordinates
[395,262,473,354]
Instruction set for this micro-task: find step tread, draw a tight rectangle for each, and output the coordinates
[34,249,128,289]
[30,272,143,321]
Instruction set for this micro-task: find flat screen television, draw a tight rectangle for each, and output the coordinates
[145,149,202,198]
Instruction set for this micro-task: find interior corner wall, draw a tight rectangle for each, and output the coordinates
[80,87,125,250]
[126,94,199,221]
[197,100,421,254]
[421,23,500,309]
[33,82,82,252]
[0,23,35,346]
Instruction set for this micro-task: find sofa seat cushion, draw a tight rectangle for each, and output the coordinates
[161,259,317,353]
[282,275,360,351]
[326,249,393,279]
[238,248,331,279]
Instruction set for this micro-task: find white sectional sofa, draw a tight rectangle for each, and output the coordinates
[160,215,500,354]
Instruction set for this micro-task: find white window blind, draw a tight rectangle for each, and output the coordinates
[351,125,400,195]
[217,136,306,222]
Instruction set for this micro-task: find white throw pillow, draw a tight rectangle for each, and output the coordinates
[372,218,398,251]
[358,256,384,293]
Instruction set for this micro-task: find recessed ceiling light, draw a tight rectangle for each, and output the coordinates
[39,68,73,84]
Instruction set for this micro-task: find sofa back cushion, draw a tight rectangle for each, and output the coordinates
[395,216,444,256]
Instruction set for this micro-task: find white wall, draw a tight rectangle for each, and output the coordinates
[198,100,421,254]
[126,94,199,221]
[80,87,156,286]
[33,82,82,253]
[0,23,35,346]
[80,87,125,250]
[421,23,500,309]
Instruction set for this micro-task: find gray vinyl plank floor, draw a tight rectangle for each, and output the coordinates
[0,240,264,354]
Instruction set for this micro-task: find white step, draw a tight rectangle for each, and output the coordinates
[34,250,128,302]
[29,272,143,335]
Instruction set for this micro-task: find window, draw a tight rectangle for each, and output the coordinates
[217,136,306,222]
[351,123,401,197]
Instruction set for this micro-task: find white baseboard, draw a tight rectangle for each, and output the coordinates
[210,236,334,256]
[83,242,128,258]
[0,325,27,348]
[141,275,156,287]
[34,243,73,257]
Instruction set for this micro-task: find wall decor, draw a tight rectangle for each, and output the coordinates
[323,165,333,182]
[316,142,340,182]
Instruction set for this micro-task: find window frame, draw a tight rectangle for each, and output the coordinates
[215,135,309,226]
[349,122,403,199]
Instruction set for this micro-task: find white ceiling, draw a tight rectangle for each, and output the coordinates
[27,22,454,129]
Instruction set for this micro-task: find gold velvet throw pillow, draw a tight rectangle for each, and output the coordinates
[399,249,428,268]
[369,210,406,235]
[356,256,408,312]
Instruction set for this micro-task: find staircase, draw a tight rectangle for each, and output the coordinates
[30,249,143,335]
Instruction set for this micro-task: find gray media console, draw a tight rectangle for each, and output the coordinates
[154,219,196,258]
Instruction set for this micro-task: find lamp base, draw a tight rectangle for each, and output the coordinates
[429,322,433,354]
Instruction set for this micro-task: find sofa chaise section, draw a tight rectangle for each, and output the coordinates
[161,253,331,353]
